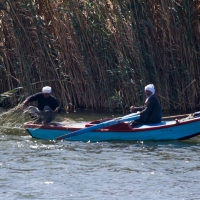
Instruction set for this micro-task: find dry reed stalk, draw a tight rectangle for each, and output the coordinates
[0,0,200,112]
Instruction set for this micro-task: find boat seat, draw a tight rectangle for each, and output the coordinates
[136,120,176,128]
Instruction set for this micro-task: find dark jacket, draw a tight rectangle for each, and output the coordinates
[134,94,162,124]
[26,92,60,112]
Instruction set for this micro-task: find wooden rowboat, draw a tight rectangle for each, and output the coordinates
[24,113,200,142]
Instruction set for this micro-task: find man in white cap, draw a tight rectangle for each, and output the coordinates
[23,86,60,124]
[129,84,162,127]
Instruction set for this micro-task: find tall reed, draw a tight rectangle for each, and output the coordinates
[0,0,199,112]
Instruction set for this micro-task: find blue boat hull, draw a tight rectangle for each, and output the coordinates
[24,117,200,142]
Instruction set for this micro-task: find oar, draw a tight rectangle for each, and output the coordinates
[56,113,140,140]
[162,114,190,120]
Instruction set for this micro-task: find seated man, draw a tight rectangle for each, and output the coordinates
[23,86,60,124]
[130,84,162,127]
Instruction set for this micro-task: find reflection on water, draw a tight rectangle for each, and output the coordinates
[0,109,200,199]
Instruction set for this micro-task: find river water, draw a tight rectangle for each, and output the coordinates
[0,110,200,200]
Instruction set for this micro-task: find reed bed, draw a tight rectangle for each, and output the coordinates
[0,0,199,112]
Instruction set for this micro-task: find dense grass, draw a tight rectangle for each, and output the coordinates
[0,0,199,112]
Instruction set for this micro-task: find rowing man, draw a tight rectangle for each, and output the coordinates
[130,84,162,127]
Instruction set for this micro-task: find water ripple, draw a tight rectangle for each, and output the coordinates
[1,112,200,199]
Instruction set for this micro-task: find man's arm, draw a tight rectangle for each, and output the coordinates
[140,101,154,115]
[130,106,145,113]
[22,93,41,108]
[52,97,61,113]
[139,97,155,121]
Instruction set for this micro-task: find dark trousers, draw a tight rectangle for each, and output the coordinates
[27,106,56,123]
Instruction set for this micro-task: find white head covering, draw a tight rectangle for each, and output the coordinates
[145,84,155,94]
[42,86,52,93]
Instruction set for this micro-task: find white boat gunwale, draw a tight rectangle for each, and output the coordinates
[24,116,200,132]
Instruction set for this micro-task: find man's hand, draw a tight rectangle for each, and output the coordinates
[23,100,28,109]
[54,107,59,113]
[130,106,135,113]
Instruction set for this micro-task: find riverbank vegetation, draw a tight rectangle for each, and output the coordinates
[0,0,199,112]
